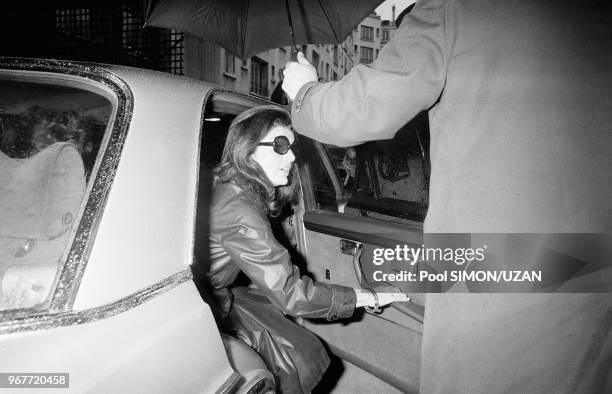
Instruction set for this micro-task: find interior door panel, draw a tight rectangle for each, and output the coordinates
[303,211,427,310]
[298,212,424,392]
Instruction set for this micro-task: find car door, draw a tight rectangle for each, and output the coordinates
[293,114,431,393]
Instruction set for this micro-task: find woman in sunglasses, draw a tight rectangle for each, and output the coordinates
[202,105,408,393]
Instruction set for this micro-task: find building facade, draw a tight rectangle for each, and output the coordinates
[1,1,185,75]
[191,9,400,101]
[2,1,396,103]
[352,12,382,66]
[183,39,356,102]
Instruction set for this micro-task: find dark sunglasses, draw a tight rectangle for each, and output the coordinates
[258,135,296,155]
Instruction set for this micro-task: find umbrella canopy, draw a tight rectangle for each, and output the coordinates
[145,0,384,59]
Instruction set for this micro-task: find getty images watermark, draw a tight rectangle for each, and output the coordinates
[362,233,612,292]
[371,244,542,283]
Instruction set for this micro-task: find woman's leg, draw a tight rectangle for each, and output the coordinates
[229,287,330,393]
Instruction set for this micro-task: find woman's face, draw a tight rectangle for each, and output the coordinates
[251,125,296,187]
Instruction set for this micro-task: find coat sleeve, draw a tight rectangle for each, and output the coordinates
[291,0,452,147]
[217,195,356,321]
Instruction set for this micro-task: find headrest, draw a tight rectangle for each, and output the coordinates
[0,263,58,309]
[0,143,86,240]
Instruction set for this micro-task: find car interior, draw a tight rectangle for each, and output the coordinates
[192,90,432,393]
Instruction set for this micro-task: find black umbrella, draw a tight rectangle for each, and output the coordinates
[145,0,384,59]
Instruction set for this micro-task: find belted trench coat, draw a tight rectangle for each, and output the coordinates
[205,182,356,393]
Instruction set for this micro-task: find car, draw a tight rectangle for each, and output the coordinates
[0,58,430,393]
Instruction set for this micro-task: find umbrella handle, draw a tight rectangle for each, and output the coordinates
[285,0,298,60]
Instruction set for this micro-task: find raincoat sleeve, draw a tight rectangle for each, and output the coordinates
[217,193,356,321]
[291,0,451,147]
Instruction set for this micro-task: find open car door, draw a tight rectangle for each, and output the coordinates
[293,114,431,393]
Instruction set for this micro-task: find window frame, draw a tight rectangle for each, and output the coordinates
[224,51,236,75]
[249,57,268,98]
[360,25,374,41]
[0,59,132,324]
[360,47,374,64]
[382,29,390,43]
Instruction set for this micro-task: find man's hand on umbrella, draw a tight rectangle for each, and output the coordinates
[282,52,318,101]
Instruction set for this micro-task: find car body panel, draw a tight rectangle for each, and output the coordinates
[75,67,212,309]
[1,281,236,393]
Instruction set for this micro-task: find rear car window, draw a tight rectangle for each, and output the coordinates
[0,74,113,312]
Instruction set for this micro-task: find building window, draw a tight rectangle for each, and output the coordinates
[56,9,90,39]
[55,4,184,74]
[376,28,380,38]
[161,30,184,75]
[250,57,269,97]
[333,45,338,65]
[360,47,374,64]
[382,30,390,43]
[225,51,235,74]
[354,45,358,53]
[312,51,320,74]
[333,71,338,81]
[360,25,373,41]
[376,49,379,59]
[122,7,143,55]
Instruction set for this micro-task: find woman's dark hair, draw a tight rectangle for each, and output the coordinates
[214,105,298,217]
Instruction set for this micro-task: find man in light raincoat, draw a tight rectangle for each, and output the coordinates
[283,0,612,392]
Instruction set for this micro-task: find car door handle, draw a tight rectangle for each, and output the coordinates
[339,240,368,287]
[340,239,361,256]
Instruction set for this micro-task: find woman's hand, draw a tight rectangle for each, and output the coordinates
[355,285,411,311]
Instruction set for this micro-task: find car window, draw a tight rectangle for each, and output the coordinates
[297,137,340,212]
[307,113,430,224]
[0,74,113,313]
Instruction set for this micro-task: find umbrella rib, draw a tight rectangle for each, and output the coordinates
[143,0,154,28]
[242,0,251,59]
[317,0,341,43]
[285,0,297,52]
